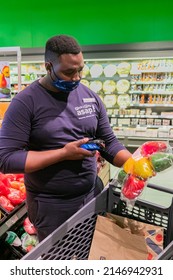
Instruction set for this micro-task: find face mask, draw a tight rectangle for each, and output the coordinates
[52,77,80,92]
[50,64,80,92]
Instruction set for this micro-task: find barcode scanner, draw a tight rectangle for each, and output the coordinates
[80,139,105,151]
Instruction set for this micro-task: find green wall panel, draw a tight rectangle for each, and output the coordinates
[0,0,173,48]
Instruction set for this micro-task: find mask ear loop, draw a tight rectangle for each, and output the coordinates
[46,62,57,82]
[51,63,62,82]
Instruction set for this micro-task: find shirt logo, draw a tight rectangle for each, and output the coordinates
[75,104,96,119]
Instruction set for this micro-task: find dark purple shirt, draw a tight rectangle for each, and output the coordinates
[0,80,126,197]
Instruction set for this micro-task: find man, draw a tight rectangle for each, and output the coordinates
[0,35,131,241]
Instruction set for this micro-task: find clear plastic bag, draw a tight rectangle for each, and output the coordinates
[113,141,173,207]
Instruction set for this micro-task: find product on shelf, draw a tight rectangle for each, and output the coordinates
[117,62,131,76]
[0,195,14,212]
[89,80,102,93]
[23,217,37,235]
[117,94,130,108]
[103,94,117,107]
[7,188,26,206]
[21,232,39,252]
[103,80,116,93]
[103,64,117,77]
[80,79,90,88]
[89,64,103,78]
[0,172,26,212]
[117,79,130,93]
[7,57,173,146]
[0,63,11,99]
[4,218,38,255]
[81,64,90,78]
[5,231,22,247]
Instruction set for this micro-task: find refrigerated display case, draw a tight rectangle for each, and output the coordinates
[0,47,21,100]
[0,172,32,259]
[3,41,173,150]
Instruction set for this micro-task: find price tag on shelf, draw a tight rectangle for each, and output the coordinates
[5,214,18,228]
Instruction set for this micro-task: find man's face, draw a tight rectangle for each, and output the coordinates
[52,52,84,81]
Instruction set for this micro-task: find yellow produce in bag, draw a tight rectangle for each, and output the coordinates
[123,157,135,174]
[133,157,155,179]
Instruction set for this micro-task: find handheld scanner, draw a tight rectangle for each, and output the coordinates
[80,139,105,151]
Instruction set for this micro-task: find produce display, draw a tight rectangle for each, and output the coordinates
[0,173,26,213]
[0,172,38,257]
[5,217,38,253]
[114,141,173,206]
[0,64,11,99]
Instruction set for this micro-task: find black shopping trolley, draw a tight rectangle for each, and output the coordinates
[22,181,173,260]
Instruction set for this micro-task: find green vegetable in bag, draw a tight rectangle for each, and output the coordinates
[117,169,127,184]
[150,153,173,172]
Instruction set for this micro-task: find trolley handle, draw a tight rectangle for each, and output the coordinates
[147,182,173,194]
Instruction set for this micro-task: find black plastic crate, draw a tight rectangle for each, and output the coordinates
[0,239,26,260]
[0,202,26,238]
[108,182,173,248]
[22,182,173,260]
[0,208,7,225]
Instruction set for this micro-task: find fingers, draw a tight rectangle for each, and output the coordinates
[64,138,96,159]
[76,137,90,147]
[77,138,96,157]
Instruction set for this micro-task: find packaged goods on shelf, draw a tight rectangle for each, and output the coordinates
[157,127,170,138]
[169,128,173,138]
[2,50,173,149]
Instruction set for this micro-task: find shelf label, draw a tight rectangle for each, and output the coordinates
[5,214,18,228]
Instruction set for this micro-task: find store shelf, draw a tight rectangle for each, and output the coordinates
[2,46,173,151]
[7,56,173,108]
[9,61,45,94]
[80,58,173,139]
[0,202,27,238]
[116,136,173,149]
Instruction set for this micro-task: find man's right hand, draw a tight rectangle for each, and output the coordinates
[62,138,96,160]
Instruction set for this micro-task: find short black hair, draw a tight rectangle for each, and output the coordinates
[45,34,82,62]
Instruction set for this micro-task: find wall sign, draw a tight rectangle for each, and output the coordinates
[0,62,11,100]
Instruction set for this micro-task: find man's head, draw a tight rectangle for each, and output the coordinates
[45,35,82,63]
[44,35,84,92]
